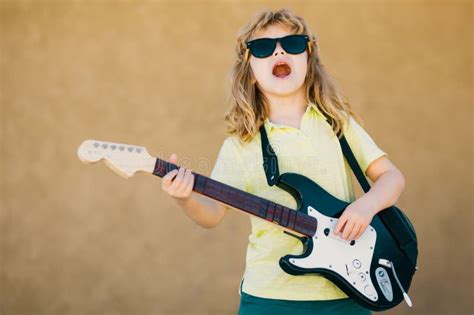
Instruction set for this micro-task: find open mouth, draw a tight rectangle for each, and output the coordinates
[272,62,292,78]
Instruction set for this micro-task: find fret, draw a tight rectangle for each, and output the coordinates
[259,198,268,219]
[201,176,210,195]
[286,208,292,227]
[153,158,180,178]
[214,180,222,199]
[193,174,199,192]
[274,204,282,224]
[245,196,256,216]
[248,196,256,214]
[279,208,287,227]
[235,190,242,204]
[222,183,230,204]
[252,196,261,216]
[294,212,305,233]
[266,202,276,222]
[281,207,290,227]
[228,189,235,205]
[193,174,205,194]
[203,176,209,196]
[288,209,296,230]
[153,158,166,177]
[244,195,250,208]
[300,215,317,236]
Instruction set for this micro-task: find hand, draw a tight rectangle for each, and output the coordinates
[161,153,195,204]
[333,195,378,241]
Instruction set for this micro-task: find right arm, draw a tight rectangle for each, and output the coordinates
[161,154,228,229]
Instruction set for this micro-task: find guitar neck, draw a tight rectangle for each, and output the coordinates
[152,158,316,237]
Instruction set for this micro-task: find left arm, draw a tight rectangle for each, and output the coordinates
[333,155,406,240]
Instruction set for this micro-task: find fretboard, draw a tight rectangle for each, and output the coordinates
[153,158,317,237]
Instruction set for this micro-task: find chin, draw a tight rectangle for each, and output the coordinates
[266,83,304,95]
[257,76,305,95]
[267,88,300,97]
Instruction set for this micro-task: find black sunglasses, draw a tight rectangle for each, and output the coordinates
[245,34,312,61]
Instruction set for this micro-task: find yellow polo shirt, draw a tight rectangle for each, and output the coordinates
[210,102,387,301]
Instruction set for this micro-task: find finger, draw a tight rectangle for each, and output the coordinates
[176,169,192,195]
[341,221,355,240]
[169,153,178,164]
[163,169,178,180]
[169,167,186,191]
[334,215,347,235]
[348,223,361,241]
[177,170,193,197]
[162,169,179,187]
[168,153,178,170]
[355,224,367,240]
[182,172,195,196]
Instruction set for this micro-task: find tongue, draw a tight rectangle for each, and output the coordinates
[273,64,291,78]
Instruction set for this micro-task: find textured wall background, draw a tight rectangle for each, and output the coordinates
[1,1,472,315]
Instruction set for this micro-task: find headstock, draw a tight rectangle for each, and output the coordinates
[77,140,155,178]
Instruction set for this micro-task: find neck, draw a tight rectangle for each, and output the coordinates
[152,158,317,237]
[265,88,308,129]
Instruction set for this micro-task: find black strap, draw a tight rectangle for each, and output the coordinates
[260,125,280,186]
[339,136,371,193]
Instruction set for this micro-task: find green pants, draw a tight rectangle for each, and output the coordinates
[238,291,372,315]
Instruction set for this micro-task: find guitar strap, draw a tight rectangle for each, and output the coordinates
[260,123,280,186]
[259,119,418,268]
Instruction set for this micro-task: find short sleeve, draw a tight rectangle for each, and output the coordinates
[343,116,388,175]
[210,137,248,192]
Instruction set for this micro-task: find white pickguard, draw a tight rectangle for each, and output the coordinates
[288,206,379,301]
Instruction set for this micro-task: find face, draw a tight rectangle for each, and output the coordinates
[248,24,308,97]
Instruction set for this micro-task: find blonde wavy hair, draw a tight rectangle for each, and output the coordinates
[224,8,362,143]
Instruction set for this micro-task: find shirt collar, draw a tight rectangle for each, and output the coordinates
[263,101,327,133]
[307,101,328,120]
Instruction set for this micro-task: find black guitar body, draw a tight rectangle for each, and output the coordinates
[275,172,416,311]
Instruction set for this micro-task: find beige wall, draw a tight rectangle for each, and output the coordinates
[1,1,472,314]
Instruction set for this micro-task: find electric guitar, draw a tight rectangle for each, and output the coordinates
[77,139,417,311]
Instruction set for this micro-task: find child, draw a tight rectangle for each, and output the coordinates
[161,8,406,315]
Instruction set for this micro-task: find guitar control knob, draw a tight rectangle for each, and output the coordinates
[353,259,361,269]
[358,272,366,282]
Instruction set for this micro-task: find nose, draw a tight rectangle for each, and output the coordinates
[273,42,285,56]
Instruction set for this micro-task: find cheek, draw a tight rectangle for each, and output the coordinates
[293,52,308,71]
[295,57,308,76]
[297,63,308,78]
[250,62,268,81]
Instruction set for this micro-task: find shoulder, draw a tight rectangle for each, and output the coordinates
[214,135,248,162]
[220,135,243,153]
[342,113,371,137]
[222,133,261,154]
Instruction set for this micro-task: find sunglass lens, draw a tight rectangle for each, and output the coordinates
[281,35,307,54]
[250,38,276,58]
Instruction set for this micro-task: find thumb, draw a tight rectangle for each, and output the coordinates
[169,153,178,165]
